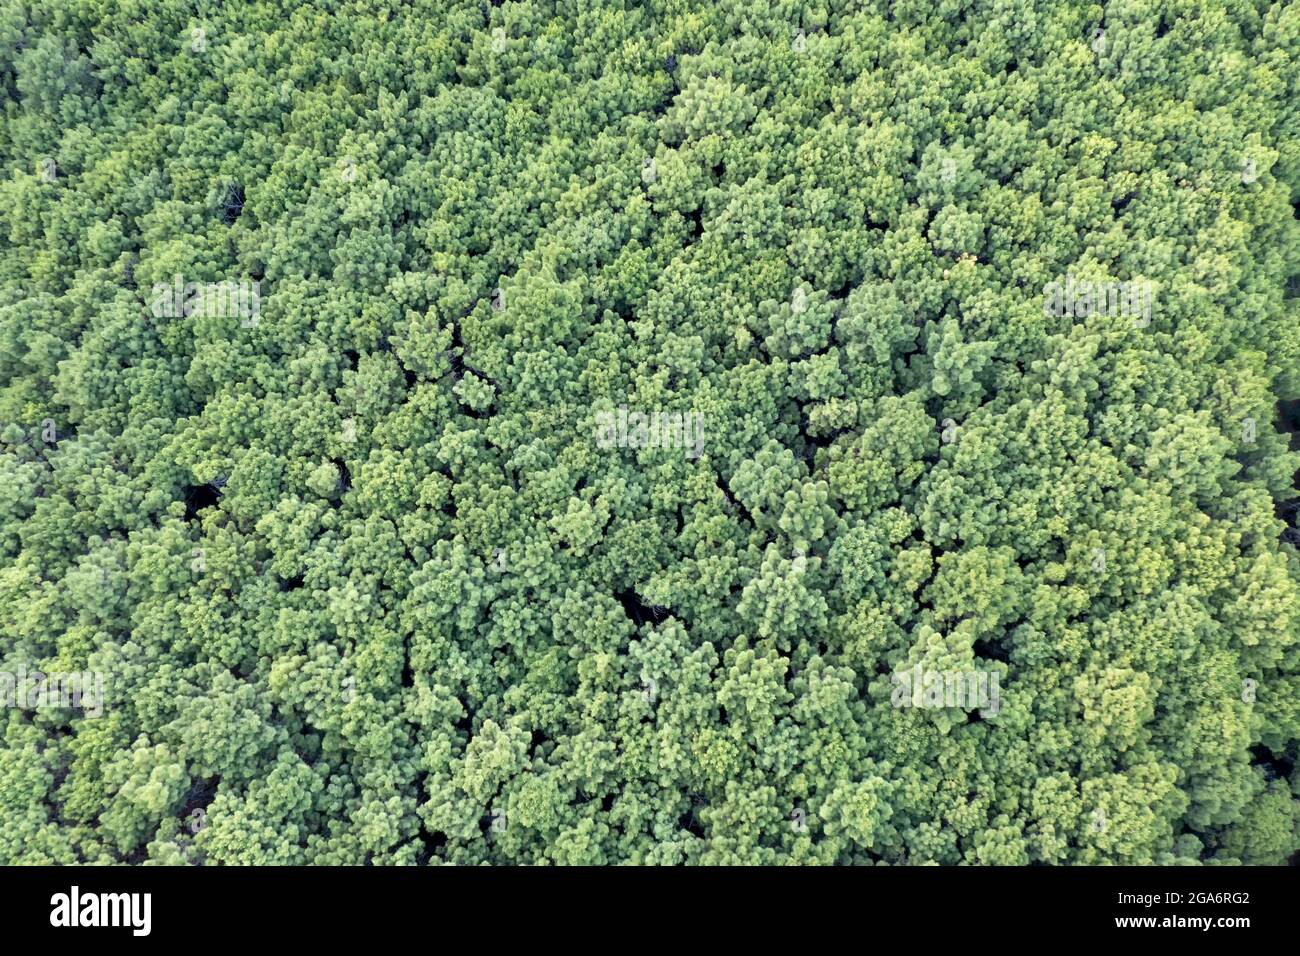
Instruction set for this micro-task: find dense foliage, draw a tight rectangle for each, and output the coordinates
[1,0,1299,865]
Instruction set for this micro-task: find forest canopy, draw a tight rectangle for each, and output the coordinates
[1,0,1299,865]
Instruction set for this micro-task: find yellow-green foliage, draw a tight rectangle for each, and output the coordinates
[0,0,1298,865]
